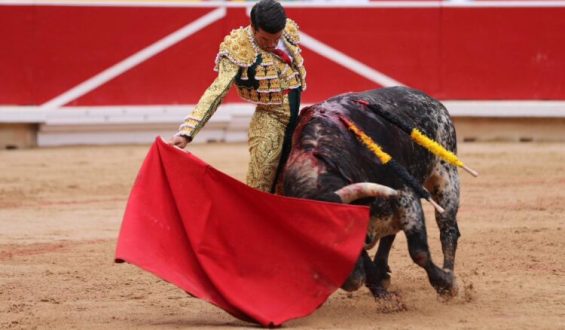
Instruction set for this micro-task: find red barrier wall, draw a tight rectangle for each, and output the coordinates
[1,3,564,107]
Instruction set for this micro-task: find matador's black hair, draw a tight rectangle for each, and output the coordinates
[251,0,287,34]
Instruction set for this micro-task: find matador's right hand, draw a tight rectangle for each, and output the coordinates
[169,135,190,149]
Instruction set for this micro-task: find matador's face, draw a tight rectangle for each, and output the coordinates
[252,27,283,53]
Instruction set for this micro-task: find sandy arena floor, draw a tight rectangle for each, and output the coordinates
[1,141,564,329]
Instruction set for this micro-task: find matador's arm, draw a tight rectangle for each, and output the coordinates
[176,58,239,141]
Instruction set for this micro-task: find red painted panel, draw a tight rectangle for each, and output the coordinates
[288,8,441,96]
[440,7,565,99]
[1,5,565,106]
[74,8,251,105]
[299,47,381,104]
[0,6,214,105]
[0,7,35,104]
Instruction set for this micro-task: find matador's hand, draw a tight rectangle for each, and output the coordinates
[169,135,190,149]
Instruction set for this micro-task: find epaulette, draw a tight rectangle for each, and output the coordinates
[283,18,300,45]
[216,27,259,68]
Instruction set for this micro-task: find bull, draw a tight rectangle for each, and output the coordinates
[278,86,460,299]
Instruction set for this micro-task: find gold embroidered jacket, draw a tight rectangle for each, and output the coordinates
[177,19,306,140]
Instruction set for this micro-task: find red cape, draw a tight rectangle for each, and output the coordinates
[115,138,369,326]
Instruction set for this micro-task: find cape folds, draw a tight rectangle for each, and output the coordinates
[115,138,369,326]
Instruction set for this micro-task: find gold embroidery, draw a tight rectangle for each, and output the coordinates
[281,21,307,91]
[270,92,282,104]
[250,90,259,103]
[276,61,287,75]
[178,58,239,139]
[216,27,258,69]
[265,65,277,79]
[258,80,269,93]
[288,75,300,89]
[269,78,280,91]
[239,88,250,99]
[278,76,289,91]
[259,93,270,104]
[255,66,266,80]
[261,52,274,66]
[299,66,307,91]
[240,67,249,80]
[246,98,291,192]
[283,18,300,45]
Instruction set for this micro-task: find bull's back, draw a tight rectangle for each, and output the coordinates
[334,87,456,153]
[283,87,457,197]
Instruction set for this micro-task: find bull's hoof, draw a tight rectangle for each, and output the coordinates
[437,281,459,300]
[341,277,364,292]
[433,270,458,299]
[378,273,392,289]
[373,291,407,313]
[342,258,366,292]
[366,283,389,299]
[341,271,365,292]
[379,276,391,290]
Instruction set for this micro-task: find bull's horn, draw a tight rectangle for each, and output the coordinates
[335,182,398,203]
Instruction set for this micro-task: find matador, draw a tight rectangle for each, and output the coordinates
[170,0,306,193]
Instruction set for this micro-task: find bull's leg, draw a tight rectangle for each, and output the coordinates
[341,235,395,298]
[342,249,397,298]
[362,249,391,298]
[372,234,396,290]
[398,192,456,296]
[425,164,461,271]
[341,252,366,292]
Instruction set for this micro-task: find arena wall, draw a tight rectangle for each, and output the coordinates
[1,0,564,147]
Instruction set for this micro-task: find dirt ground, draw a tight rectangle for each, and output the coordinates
[1,141,564,329]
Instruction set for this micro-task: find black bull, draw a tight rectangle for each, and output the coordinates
[277,86,460,298]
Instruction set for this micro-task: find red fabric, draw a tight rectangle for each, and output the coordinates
[272,48,292,66]
[115,137,369,326]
